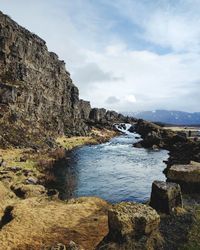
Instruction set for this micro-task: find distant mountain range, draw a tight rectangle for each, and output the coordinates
[124,110,200,125]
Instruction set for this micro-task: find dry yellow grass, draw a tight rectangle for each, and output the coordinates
[0,196,110,250]
[0,128,117,172]
[0,127,118,189]
[0,128,118,249]
[56,128,118,150]
[0,182,16,219]
[0,148,42,184]
[56,136,97,150]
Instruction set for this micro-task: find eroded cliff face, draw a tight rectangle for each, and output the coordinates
[0,11,133,148]
[0,11,93,147]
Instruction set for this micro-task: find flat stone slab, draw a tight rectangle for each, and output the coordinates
[167,162,200,193]
[167,162,200,183]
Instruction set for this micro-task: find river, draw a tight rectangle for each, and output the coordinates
[53,126,169,203]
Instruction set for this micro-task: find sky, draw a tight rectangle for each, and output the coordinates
[0,0,200,112]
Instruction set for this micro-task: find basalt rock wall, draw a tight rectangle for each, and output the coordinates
[89,108,136,129]
[0,11,90,137]
[0,11,131,148]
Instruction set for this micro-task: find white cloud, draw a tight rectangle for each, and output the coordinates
[106,96,120,104]
[80,44,200,111]
[0,0,200,112]
[125,95,137,103]
[143,10,200,52]
[106,0,200,52]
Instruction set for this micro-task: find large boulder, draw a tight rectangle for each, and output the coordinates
[96,202,162,250]
[166,161,200,193]
[150,181,182,214]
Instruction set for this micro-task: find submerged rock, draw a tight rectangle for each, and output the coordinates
[150,181,182,214]
[96,202,162,250]
[128,125,135,133]
[167,162,200,193]
[133,142,143,148]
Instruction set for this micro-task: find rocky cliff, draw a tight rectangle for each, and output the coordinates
[0,11,91,147]
[88,108,134,128]
[0,11,131,148]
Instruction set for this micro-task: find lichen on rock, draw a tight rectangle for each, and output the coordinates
[97,202,162,250]
[150,180,182,214]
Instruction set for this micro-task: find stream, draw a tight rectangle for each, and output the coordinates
[53,125,169,203]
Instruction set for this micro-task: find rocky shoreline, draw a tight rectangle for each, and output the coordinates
[133,119,200,163]
[131,119,200,249]
[133,119,200,194]
[0,122,200,249]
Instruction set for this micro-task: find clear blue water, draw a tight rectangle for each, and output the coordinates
[55,132,169,203]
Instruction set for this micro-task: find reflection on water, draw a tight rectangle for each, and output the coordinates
[53,132,169,203]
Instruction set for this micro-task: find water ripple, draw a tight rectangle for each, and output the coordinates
[55,133,169,203]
